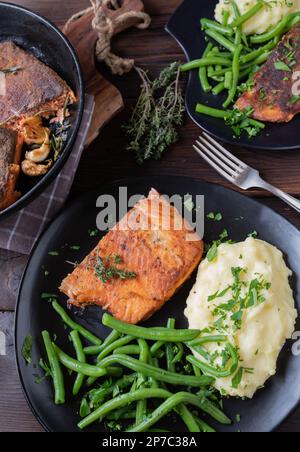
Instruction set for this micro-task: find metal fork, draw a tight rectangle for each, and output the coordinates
[194,132,300,214]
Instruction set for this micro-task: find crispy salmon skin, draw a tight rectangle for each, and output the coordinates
[60,189,203,324]
[236,24,300,122]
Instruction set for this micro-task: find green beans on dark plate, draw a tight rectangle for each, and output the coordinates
[70,330,86,396]
[187,342,239,378]
[204,28,236,53]
[250,12,300,44]
[52,301,102,346]
[223,44,242,108]
[102,313,200,342]
[181,57,232,72]
[127,391,231,432]
[200,18,233,36]
[52,343,122,378]
[231,1,264,29]
[41,331,65,405]
[113,345,141,355]
[98,354,214,387]
[199,42,213,93]
[78,388,171,429]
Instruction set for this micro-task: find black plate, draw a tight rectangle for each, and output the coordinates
[0,2,84,220]
[166,0,300,150]
[16,176,300,432]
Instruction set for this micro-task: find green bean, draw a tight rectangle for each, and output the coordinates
[212,81,225,95]
[208,51,232,59]
[196,417,216,432]
[150,340,165,356]
[205,29,236,53]
[83,345,103,355]
[102,314,200,342]
[106,409,137,420]
[177,404,201,432]
[41,331,65,405]
[148,356,160,388]
[171,342,184,365]
[52,301,102,345]
[240,38,278,64]
[127,391,231,432]
[196,103,229,119]
[200,18,233,36]
[188,335,227,347]
[52,342,121,378]
[78,388,171,429]
[83,330,121,355]
[181,57,232,72]
[166,318,176,372]
[222,10,230,27]
[199,43,213,93]
[192,363,202,377]
[224,71,233,90]
[113,345,141,355]
[223,44,242,108]
[231,0,242,46]
[231,2,264,29]
[69,330,86,396]
[136,339,150,425]
[97,335,135,362]
[98,354,214,387]
[207,65,215,78]
[250,12,300,44]
[187,342,239,378]
[241,118,265,130]
[84,374,137,407]
[241,51,271,71]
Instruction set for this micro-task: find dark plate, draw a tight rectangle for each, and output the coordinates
[166,0,300,150]
[0,2,84,220]
[16,176,300,432]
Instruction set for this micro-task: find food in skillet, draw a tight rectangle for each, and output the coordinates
[180,1,300,137]
[0,127,23,209]
[236,24,300,122]
[185,238,297,398]
[0,41,76,209]
[60,189,203,324]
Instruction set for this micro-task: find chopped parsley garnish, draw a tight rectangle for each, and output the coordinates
[48,251,59,256]
[248,230,258,238]
[94,254,137,284]
[274,61,291,71]
[232,367,243,389]
[207,212,223,221]
[225,107,264,139]
[69,245,81,251]
[290,95,300,105]
[88,228,99,237]
[21,334,32,365]
[205,229,230,262]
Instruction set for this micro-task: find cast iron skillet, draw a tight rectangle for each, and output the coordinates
[0,2,84,220]
[166,0,300,151]
[15,176,300,432]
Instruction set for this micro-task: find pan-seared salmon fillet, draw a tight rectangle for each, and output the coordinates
[236,24,300,122]
[0,127,23,210]
[60,189,203,324]
[0,41,75,126]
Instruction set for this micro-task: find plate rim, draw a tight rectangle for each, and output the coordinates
[15,175,300,432]
[165,0,300,151]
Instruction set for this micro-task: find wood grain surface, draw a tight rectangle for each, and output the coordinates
[0,0,299,432]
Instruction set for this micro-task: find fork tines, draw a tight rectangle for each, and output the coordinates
[193,132,246,183]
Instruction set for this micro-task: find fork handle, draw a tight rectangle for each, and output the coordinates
[258,179,300,214]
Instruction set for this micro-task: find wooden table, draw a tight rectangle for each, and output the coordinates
[0,0,299,432]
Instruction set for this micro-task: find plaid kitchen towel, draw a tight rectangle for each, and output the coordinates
[0,94,95,255]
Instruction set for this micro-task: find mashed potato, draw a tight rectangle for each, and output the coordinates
[185,238,297,398]
[215,0,300,35]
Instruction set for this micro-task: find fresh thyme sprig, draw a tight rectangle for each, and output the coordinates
[123,63,185,164]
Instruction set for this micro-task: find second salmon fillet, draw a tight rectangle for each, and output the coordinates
[60,189,203,324]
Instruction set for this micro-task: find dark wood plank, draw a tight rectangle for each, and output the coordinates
[0,312,42,432]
